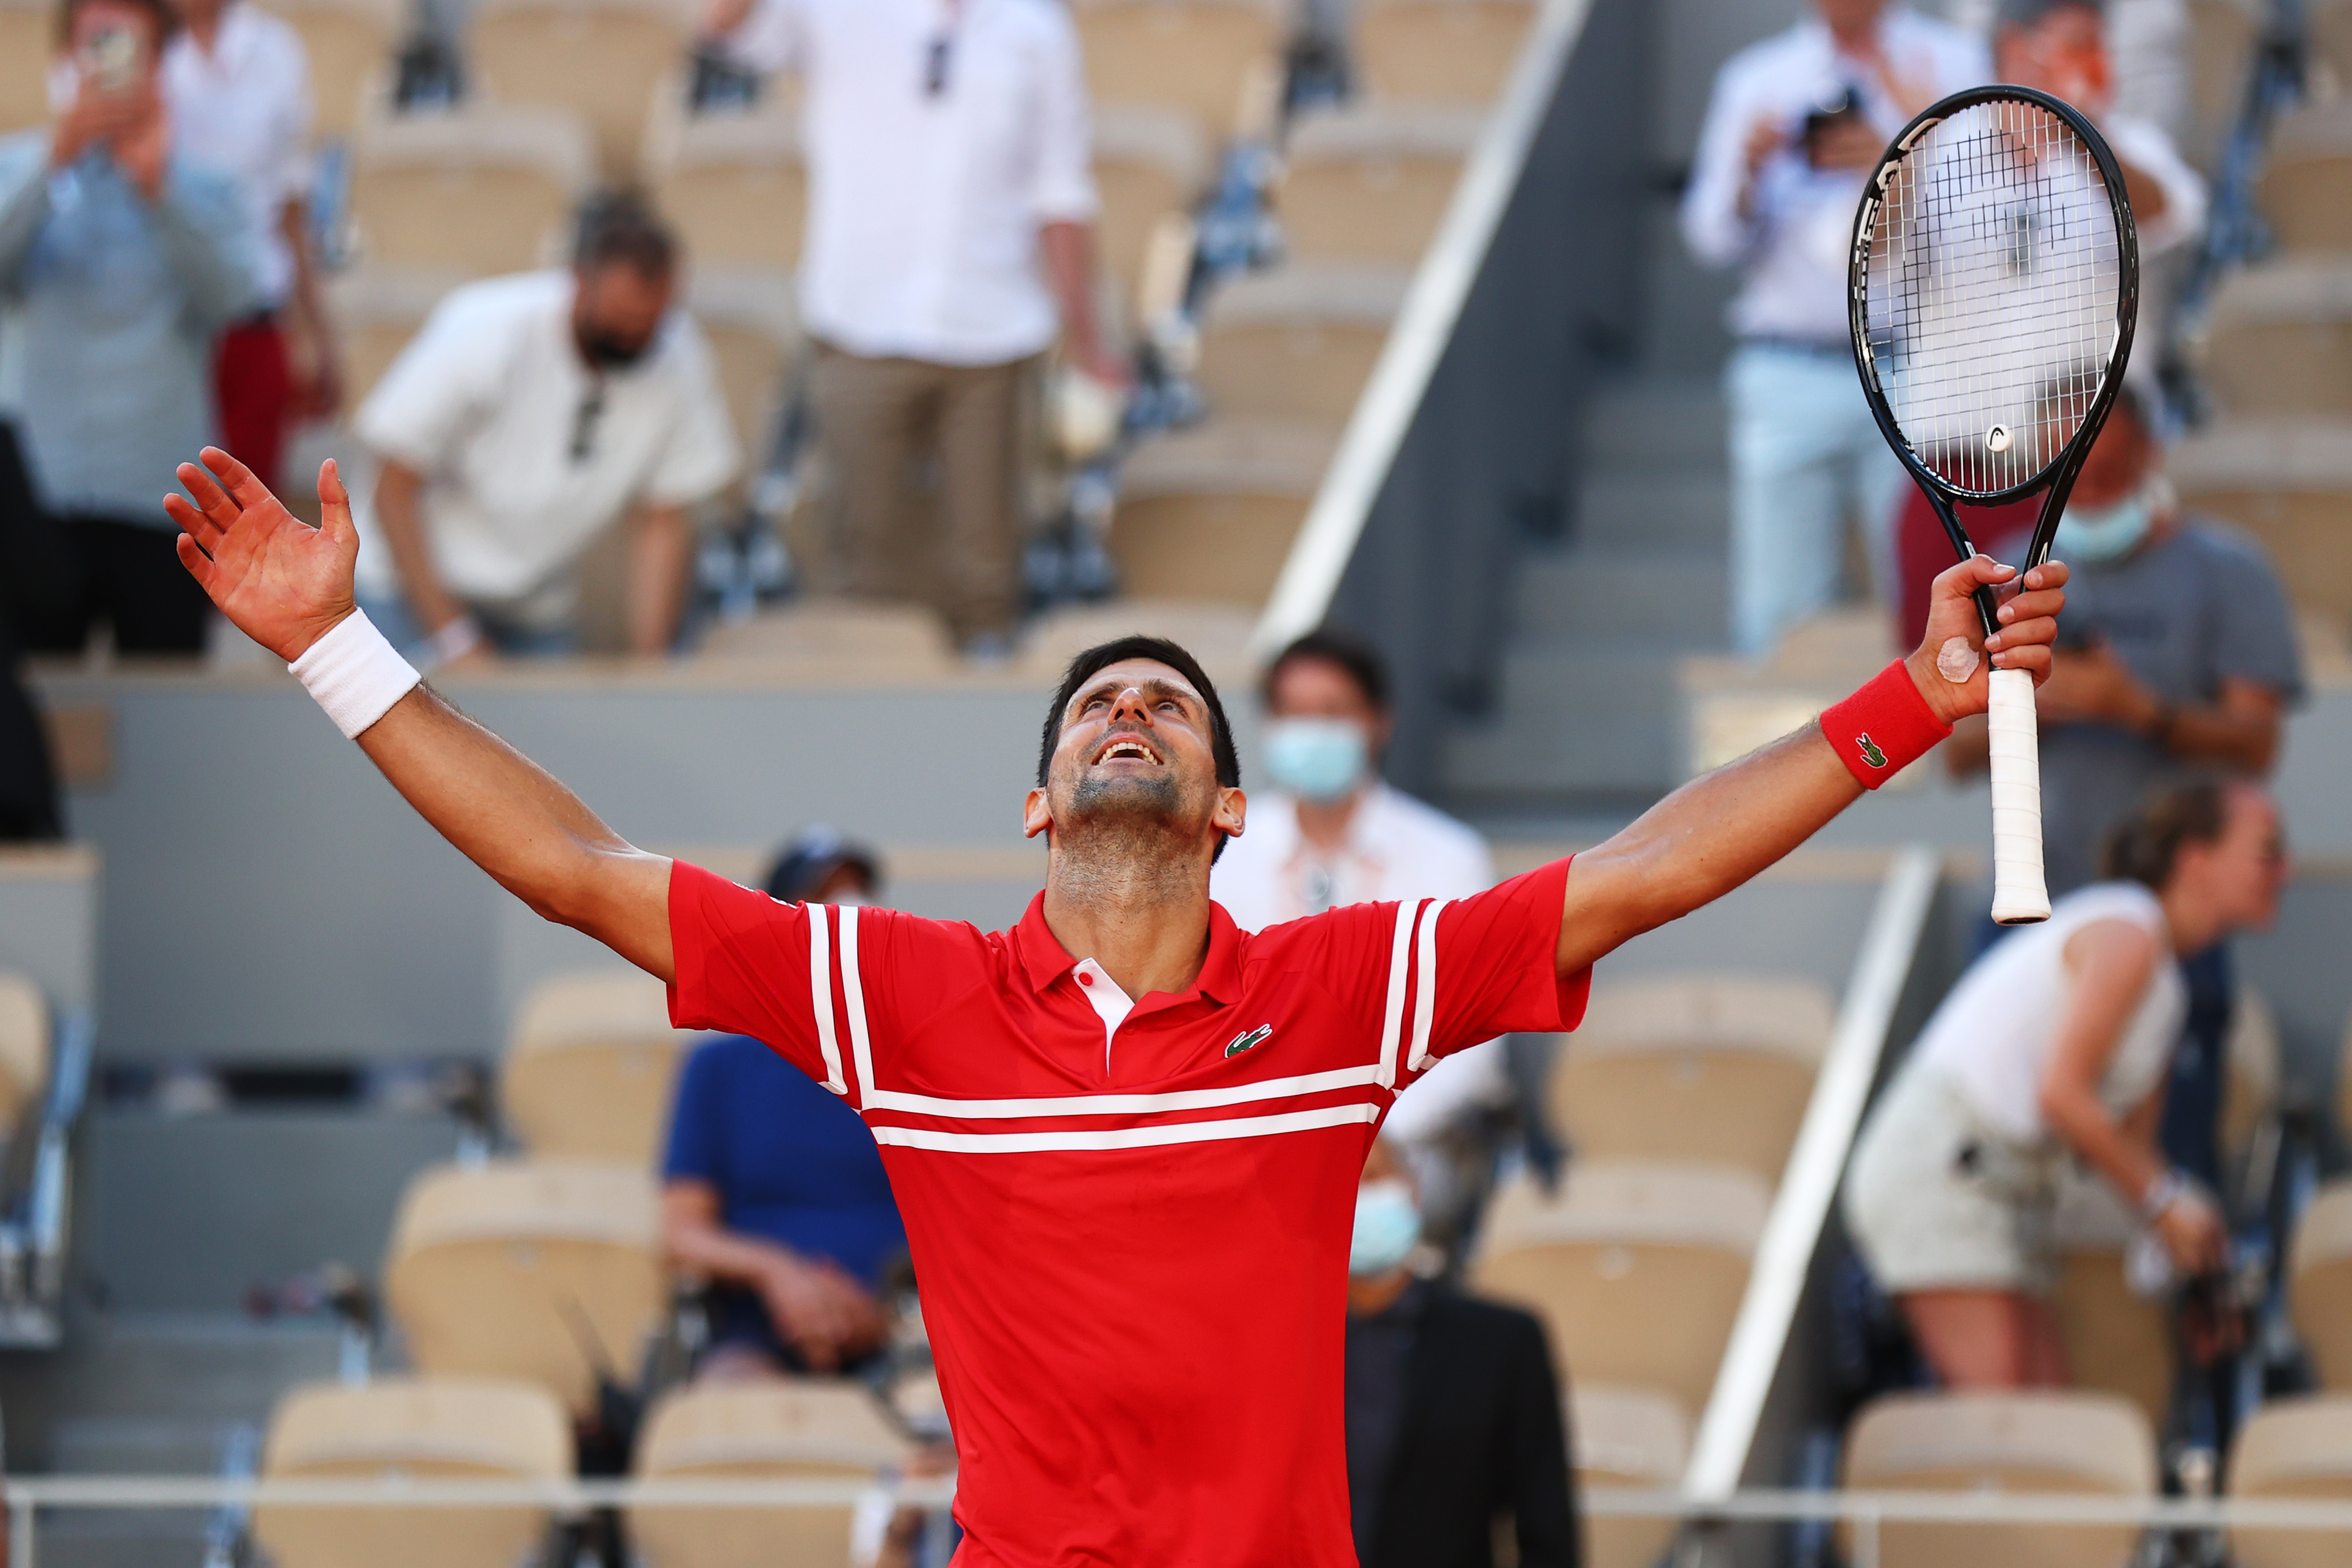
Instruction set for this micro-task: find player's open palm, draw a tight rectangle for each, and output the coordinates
[165,448,361,663]
[1905,554,2070,727]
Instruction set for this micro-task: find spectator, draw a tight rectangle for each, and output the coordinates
[702,0,1123,659]
[1844,781,2284,1387]
[350,193,740,663]
[660,829,902,1378]
[1683,0,1987,659]
[162,0,341,490]
[0,0,258,657]
[1891,0,2209,646]
[1344,1140,1577,1568]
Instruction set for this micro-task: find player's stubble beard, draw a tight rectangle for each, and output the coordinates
[1048,765,1213,908]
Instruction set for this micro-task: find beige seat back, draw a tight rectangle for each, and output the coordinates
[328,265,472,407]
[2170,419,2352,622]
[2292,1180,2352,1389]
[502,969,690,1166]
[1471,1162,1769,1416]
[1356,0,1534,106]
[1071,0,1282,141]
[1843,1391,2156,1568]
[2312,0,2352,108]
[685,266,801,477]
[1112,422,1333,609]
[2184,0,2266,172]
[1094,106,1210,305]
[631,1380,916,1568]
[647,90,808,270]
[1280,105,1481,266]
[0,0,50,136]
[1551,974,1834,1186]
[1196,264,1405,425]
[260,0,401,138]
[472,0,688,179]
[2198,261,2352,417]
[2259,102,2352,255]
[2050,1173,2172,1430]
[2228,1394,2352,1568]
[1571,1382,1688,1568]
[0,973,49,1144]
[350,104,594,274]
[254,1376,572,1568]
[386,1159,665,1415]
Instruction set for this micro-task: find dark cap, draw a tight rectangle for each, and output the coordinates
[761,827,880,905]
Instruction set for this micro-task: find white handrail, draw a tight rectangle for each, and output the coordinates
[1684,846,1941,1499]
[1247,0,1597,657]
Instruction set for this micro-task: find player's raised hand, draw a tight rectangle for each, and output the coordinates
[1905,554,2070,727]
[165,449,360,663]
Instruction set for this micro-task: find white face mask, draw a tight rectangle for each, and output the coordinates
[1262,718,1370,804]
[1349,1178,1423,1278]
[2055,475,2168,564]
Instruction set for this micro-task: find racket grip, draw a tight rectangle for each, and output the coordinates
[1986,666,2051,925]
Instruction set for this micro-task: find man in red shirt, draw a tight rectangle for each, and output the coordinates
[163,449,2067,1566]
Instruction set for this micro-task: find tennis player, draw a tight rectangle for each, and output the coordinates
[166,449,2066,1566]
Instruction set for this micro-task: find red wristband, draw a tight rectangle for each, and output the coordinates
[1820,661,1951,789]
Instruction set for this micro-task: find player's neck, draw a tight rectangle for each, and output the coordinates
[1042,839,1216,1000]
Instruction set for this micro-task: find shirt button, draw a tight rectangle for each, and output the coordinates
[1078,972,1093,986]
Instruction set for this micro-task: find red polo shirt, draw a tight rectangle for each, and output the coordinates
[667,857,1590,1567]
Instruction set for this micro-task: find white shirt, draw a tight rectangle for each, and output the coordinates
[351,272,742,614]
[1681,10,1989,344]
[1912,881,2185,1145]
[720,0,1098,365]
[161,2,314,307]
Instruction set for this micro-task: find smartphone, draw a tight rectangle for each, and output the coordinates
[1801,86,1864,170]
[83,23,145,94]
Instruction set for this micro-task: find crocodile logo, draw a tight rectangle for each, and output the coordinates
[1225,1025,1272,1058]
[1855,733,1889,769]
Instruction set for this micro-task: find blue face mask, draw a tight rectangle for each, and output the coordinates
[1349,1178,1423,1277]
[2055,481,2155,564]
[1262,718,1369,803]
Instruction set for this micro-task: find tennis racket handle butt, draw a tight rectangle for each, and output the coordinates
[1986,667,2051,924]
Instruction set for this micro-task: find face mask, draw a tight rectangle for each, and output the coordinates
[2055,477,2157,564]
[576,322,654,370]
[1349,1178,1423,1278]
[1262,718,1369,804]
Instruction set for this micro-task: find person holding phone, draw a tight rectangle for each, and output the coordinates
[0,0,257,657]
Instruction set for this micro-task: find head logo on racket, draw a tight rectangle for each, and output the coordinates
[1855,735,1889,770]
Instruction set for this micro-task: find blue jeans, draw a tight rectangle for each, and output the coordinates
[360,594,579,662]
[1725,343,1907,659]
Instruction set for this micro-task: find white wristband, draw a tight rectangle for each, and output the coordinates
[287,609,423,740]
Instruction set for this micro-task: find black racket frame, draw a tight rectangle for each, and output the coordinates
[1847,83,2141,638]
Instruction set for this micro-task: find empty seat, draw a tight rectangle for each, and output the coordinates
[471,0,690,179]
[349,104,594,275]
[1279,105,1482,266]
[253,1376,572,1568]
[0,973,49,1144]
[686,265,799,477]
[630,1380,916,1568]
[2183,0,2266,172]
[265,0,403,139]
[2170,418,2352,621]
[1112,420,1333,609]
[2198,260,2352,417]
[1571,1382,1688,1568]
[2312,0,2352,105]
[1471,1162,1770,1417]
[328,265,471,407]
[1842,1391,2155,1568]
[2259,101,2352,254]
[385,1158,665,1415]
[646,90,806,270]
[2292,1180,2352,1389]
[0,0,49,135]
[1071,0,1284,140]
[695,601,958,671]
[2227,1394,2352,1568]
[1196,264,1405,425]
[501,969,689,1167]
[2049,1173,2173,1430]
[1094,106,1211,306]
[1355,0,1534,106]
[1549,974,1835,1186]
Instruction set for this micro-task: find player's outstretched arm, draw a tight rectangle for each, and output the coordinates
[166,450,675,981]
[1554,555,2068,974]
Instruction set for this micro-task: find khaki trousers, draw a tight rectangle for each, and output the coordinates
[807,343,1037,644]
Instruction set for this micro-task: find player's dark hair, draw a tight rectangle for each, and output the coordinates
[55,0,177,51]
[2102,780,2231,891]
[573,189,677,280]
[1995,0,2103,29]
[1263,628,1391,714]
[1038,636,1241,790]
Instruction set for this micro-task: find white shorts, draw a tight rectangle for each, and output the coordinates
[1843,1062,2064,1297]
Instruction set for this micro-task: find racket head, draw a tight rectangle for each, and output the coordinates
[1849,86,2140,568]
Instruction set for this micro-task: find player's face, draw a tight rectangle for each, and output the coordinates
[1029,658,1242,850]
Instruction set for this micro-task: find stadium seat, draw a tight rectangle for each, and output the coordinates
[0,0,49,136]
[695,602,959,672]
[1471,1161,1770,1417]
[2049,1174,2172,1431]
[2183,0,2266,172]
[1279,105,1483,267]
[1354,0,1535,106]
[2311,0,2352,106]
[2292,1181,2352,1389]
[686,265,799,475]
[384,1158,665,1415]
[252,1376,572,1568]
[2227,1395,2352,1568]
[2259,101,2352,255]
[501,969,689,1167]
[629,1380,917,1568]
[328,265,471,407]
[0,973,49,1147]
[2170,417,2352,622]
[470,0,691,179]
[1111,421,1334,610]
[262,0,402,139]
[1841,1391,2155,1568]
[2198,260,2352,417]
[1093,106,1212,307]
[1548,974,1834,1187]
[349,104,595,275]
[645,89,807,271]
[1570,1382,1688,1568]
[1195,264,1406,425]
[1069,0,1285,142]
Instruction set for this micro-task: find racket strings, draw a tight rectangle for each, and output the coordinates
[1862,98,2122,498]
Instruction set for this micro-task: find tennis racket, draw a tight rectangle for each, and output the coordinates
[1849,85,2139,925]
